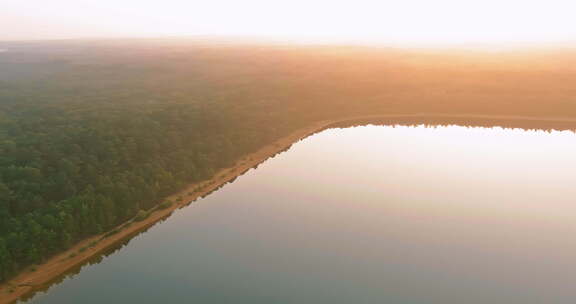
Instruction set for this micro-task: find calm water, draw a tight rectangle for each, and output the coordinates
[26,124,576,304]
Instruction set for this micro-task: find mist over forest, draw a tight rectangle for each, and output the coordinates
[0,38,575,282]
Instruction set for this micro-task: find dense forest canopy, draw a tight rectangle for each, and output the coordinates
[0,38,575,281]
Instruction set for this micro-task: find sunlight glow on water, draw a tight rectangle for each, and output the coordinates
[26,124,576,304]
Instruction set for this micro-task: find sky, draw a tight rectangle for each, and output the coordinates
[2,0,576,46]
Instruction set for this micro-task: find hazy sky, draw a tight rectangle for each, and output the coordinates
[2,0,576,45]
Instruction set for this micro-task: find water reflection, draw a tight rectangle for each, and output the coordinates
[327,115,576,133]
[24,119,576,304]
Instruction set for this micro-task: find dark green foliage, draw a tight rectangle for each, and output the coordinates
[0,100,301,281]
[0,42,314,282]
[2,39,573,282]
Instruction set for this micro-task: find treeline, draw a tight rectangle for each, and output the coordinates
[1,39,575,281]
[0,100,307,281]
[0,41,326,281]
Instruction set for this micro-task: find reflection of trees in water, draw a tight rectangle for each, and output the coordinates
[20,214,171,303]
[18,138,305,303]
[326,116,576,133]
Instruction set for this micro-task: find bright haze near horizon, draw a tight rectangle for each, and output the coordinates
[2,0,576,47]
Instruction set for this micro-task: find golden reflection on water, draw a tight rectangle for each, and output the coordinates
[274,123,576,244]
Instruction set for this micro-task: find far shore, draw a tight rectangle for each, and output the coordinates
[2,112,576,304]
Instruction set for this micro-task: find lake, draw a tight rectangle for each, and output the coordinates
[24,122,576,303]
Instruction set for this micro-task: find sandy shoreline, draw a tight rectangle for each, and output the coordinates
[2,113,576,304]
[0,118,332,304]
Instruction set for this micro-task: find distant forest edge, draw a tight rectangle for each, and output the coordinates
[0,39,575,281]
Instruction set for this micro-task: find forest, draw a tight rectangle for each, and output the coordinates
[0,38,575,281]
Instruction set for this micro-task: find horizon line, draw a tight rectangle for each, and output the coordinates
[1,34,576,50]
